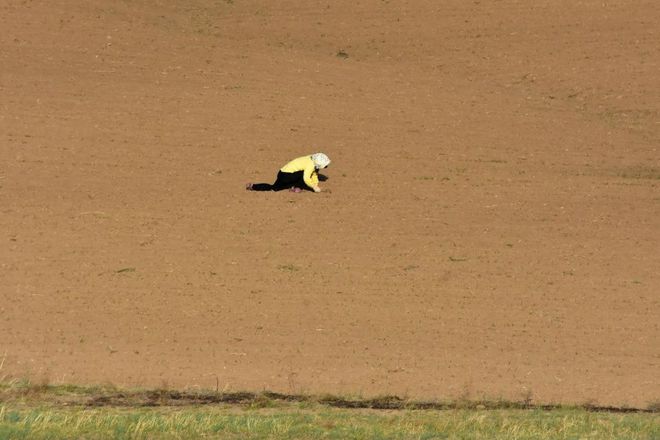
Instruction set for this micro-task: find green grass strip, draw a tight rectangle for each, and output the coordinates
[1,405,658,440]
[0,381,658,439]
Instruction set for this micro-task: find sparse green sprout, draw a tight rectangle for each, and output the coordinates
[115,267,136,273]
[278,264,300,272]
[449,256,468,262]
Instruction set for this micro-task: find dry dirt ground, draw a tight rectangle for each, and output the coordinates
[1,0,659,408]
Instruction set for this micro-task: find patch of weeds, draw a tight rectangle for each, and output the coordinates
[79,211,109,219]
[617,166,660,180]
[247,394,277,409]
[336,50,349,59]
[403,265,419,271]
[599,108,657,127]
[415,176,435,181]
[448,256,468,262]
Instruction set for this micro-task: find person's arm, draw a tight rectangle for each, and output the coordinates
[303,165,320,192]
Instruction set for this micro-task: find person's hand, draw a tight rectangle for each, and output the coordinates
[313,186,322,193]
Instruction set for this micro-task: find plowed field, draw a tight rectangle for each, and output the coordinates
[1,0,658,407]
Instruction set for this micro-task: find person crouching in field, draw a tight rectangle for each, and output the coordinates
[246,153,331,193]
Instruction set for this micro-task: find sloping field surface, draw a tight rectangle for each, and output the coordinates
[1,0,658,407]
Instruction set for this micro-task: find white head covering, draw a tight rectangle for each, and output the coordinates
[311,153,331,169]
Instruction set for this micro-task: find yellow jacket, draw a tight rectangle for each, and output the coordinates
[280,155,318,189]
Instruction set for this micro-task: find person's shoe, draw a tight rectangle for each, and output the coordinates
[245,183,253,191]
[289,187,302,193]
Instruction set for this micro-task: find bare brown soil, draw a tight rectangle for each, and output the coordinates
[1,0,658,407]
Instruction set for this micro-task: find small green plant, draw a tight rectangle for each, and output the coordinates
[115,267,136,273]
[449,256,468,262]
[277,264,300,272]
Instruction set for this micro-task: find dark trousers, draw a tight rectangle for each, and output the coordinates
[251,171,312,191]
